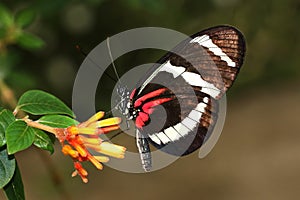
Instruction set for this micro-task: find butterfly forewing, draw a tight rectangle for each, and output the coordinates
[192,26,245,93]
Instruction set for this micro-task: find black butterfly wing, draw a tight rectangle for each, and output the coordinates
[135,83,219,156]
[135,25,245,99]
[185,25,246,95]
[131,25,245,156]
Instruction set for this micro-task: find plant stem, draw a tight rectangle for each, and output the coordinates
[22,118,66,143]
[23,118,57,135]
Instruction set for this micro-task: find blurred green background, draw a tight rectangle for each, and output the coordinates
[1,0,300,199]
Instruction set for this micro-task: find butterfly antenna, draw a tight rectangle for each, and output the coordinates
[76,44,118,83]
[107,37,122,85]
[104,105,119,117]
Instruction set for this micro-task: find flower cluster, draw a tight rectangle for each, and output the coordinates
[58,111,126,183]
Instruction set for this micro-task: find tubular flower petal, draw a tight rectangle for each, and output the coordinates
[66,126,79,135]
[97,117,122,127]
[77,127,98,135]
[80,111,105,127]
[57,111,126,183]
[72,142,88,157]
[73,162,88,183]
[62,145,79,158]
[79,136,101,145]
[87,155,103,170]
[94,156,110,163]
[99,125,120,134]
[98,142,126,159]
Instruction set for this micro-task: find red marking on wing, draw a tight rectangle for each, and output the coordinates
[134,88,167,108]
[139,112,149,122]
[135,97,173,129]
[135,112,149,129]
[142,98,173,114]
[129,88,136,100]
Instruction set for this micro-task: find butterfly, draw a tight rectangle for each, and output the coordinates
[116,25,246,171]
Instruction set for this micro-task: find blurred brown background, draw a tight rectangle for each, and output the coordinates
[1,0,300,199]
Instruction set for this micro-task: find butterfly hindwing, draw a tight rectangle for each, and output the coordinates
[132,64,219,155]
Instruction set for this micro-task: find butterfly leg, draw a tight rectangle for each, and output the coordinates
[136,129,152,172]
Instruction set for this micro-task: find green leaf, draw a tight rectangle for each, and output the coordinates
[0,5,13,27]
[6,121,35,154]
[15,8,36,28]
[17,90,74,117]
[3,161,24,200]
[33,129,54,154]
[38,115,78,128]
[16,32,45,50]
[0,108,16,147]
[0,147,16,188]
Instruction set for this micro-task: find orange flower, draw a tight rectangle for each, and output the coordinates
[60,111,126,183]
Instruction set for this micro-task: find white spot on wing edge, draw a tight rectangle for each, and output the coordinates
[203,97,209,104]
[194,102,207,113]
[190,34,236,67]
